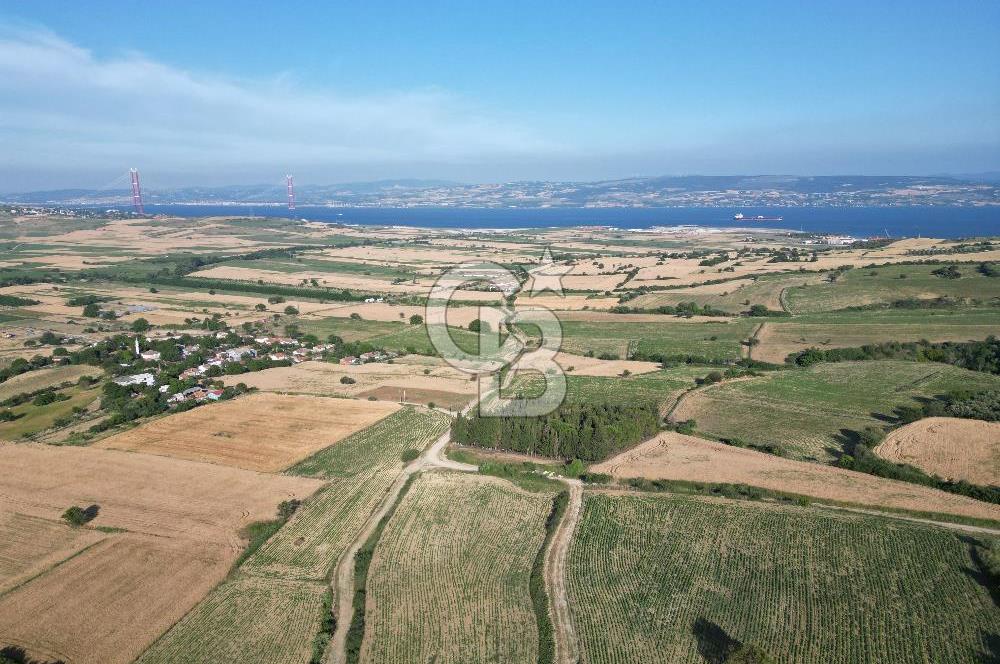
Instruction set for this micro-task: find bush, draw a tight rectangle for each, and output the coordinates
[409,314,424,325]
[284,305,299,315]
[340,376,356,384]
[62,504,99,526]
[400,448,420,462]
[130,317,150,332]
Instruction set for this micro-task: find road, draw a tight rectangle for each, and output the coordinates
[324,428,475,664]
[546,478,583,664]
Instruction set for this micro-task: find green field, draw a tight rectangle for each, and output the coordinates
[299,317,481,356]
[138,407,449,664]
[553,319,756,362]
[755,308,1000,363]
[361,472,550,664]
[0,386,99,440]
[679,360,1000,461]
[568,493,999,664]
[511,365,710,411]
[785,263,1000,313]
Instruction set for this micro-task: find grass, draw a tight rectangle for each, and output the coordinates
[0,386,99,439]
[510,365,711,410]
[679,360,1000,461]
[298,317,481,356]
[785,262,1000,313]
[360,472,551,664]
[567,492,999,664]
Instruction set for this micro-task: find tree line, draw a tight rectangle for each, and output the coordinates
[451,402,660,462]
[790,336,1000,375]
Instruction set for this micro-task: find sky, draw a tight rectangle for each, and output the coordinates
[0,1,998,191]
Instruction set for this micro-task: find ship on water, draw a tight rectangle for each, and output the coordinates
[733,212,784,221]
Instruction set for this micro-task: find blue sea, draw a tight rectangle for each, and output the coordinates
[140,205,999,239]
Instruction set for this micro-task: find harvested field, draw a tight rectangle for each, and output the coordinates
[0,364,99,402]
[0,444,323,546]
[592,432,1000,522]
[517,294,621,311]
[0,512,105,594]
[554,352,660,377]
[362,472,550,664]
[223,360,477,406]
[0,534,231,664]
[95,392,400,472]
[567,493,999,664]
[875,417,1000,485]
[355,385,471,409]
[0,443,322,664]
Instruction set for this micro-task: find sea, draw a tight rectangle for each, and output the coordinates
[137,204,999,239]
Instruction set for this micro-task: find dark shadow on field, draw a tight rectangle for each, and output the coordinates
[0,646,66,664]
[82,504,100,521]
[981,632,1000,664]
[692,617,741,664]
[959,535,1000,608]
[869,410,897,424]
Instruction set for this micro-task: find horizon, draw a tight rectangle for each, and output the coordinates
[1,1,998,191]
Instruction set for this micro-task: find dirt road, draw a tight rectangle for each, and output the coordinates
[324,428,475,664]
[546,478,583,664]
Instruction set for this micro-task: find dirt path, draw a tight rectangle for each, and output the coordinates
[324,428,475,664]
[546,479,583,664]
[817,504,1000,536]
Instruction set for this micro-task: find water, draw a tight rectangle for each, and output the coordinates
[139,204,999,239]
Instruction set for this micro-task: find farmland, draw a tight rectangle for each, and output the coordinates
[567,493,999,664]
[0,444,322,664]
[753,308,1000,363]
[874,417,1000,485]
[361,472,551,664]
[672,360,1000,461]
[0,364,99,402]
[785,262,1000,313]
[95,392,401,472]
[138,408,449,664]
[553,319,756,362]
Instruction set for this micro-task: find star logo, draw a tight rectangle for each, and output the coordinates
[525,246,570,298]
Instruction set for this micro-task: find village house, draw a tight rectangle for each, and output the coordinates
[140,350,161,361]
[113,372,156,387]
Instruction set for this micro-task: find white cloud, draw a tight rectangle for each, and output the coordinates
[0,29,555,187]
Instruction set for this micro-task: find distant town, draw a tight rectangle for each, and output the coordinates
[5,174,998,209]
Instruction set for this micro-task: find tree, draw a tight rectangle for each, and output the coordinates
[340,376,356,384]
[284,305,299,315]
[255,303,267,311]
[82,303,101,317]
[62,504,99,527]
[726,644,776,664]
[409,314,424,325]
[468,318,491,333]
[130,318,151,332]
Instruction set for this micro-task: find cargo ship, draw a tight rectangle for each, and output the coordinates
[733,212,783,221]
[733,212,784,221]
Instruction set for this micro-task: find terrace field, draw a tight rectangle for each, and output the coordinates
[567,493,999,664]
[361,472,551,664]
[672,360,1000,461]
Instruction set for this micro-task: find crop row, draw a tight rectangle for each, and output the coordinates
[567,492,998,664]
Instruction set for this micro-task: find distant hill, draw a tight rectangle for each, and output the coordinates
[4,175,996,208]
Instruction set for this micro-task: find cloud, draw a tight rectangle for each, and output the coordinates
[0,29,555,188]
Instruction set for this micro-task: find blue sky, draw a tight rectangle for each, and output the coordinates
[1,1,998,190]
